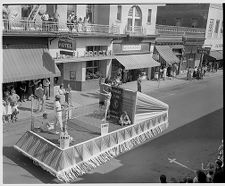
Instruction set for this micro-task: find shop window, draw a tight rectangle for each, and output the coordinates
[117,5,122,21]
[86,61,100,80]
[147,9,152,24]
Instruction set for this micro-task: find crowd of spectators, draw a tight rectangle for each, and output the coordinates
[67,11,90,32]
[159,140,224,183]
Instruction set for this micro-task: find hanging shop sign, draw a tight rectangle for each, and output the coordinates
[58,40,73,50]
[122,44,141,51]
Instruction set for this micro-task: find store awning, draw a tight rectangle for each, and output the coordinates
[208,50,223,60]
[170,45,184,49]
[155,45,180,65]
[115,54,160,70]
[3,46,61,83]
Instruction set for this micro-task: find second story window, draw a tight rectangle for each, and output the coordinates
[214,20,220,33]
[21,5,33,19]
[147,9,152,24]
[127,6,142,32]
[220,21,223,34]
[207,19,214,38]
[117,5,122,21]
[86,4,94,23]
[191,18,198,28]
[175,18,182,26]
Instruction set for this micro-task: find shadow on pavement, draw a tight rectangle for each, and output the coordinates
[3,146,59,184]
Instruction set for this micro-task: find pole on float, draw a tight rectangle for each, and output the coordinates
[31,95,34,131]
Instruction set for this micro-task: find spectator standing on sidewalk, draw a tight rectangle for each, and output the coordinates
[159,174,167,183]
[9,89,20,122]
[137,74,142,92]
[43,78,50,100]
[35,83,45,112]
[65,84,72,106]
[193,66,197,79]
[28,80,35,100]
[213,159,224,183]
[19,81,26,102]
[3,90,12,123]
[163,66,167,80]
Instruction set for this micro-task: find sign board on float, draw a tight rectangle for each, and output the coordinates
[101,123,109,136]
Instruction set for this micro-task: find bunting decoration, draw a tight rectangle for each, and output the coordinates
[14,90,169,183]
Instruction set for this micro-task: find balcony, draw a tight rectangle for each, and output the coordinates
[125,25,146,36]
[2,19,120,35]
[156,24,206,38]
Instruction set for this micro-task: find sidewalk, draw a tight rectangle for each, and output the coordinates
[13,70,223,122]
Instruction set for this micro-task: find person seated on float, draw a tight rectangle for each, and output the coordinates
[39,112,54,132]
[119,111,131,126]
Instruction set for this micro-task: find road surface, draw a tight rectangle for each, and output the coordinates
[3,75,223,183]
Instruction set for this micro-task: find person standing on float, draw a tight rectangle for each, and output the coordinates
[54,95,63,134]
[101,88,112,121]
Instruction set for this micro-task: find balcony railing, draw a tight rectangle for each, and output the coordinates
[156,24,206,37]
[2,19,120,35]
[125,25,146,35]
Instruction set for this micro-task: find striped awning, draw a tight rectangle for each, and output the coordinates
[115,54,160,70]
[3,46,61,83]
[155,45,180,65]
[208,50,223,60]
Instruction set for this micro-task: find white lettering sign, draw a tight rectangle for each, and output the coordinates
[101,123,109,136]
[122,45,141,51]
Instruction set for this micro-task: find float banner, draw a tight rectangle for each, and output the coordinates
[110,86,123,121]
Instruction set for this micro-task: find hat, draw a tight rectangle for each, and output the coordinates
[43,112,48,117]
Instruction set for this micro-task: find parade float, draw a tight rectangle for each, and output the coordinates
[14,85,169,182]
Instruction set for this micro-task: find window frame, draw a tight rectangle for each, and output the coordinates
[117,5,122,21]
[147,9,152,24]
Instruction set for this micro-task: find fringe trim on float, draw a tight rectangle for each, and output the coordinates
[55,121,168,183]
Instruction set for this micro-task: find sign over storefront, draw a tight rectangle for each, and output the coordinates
[58,40,73,50]
[122,44,141,51]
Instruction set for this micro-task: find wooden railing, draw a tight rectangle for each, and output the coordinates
[2,19,120,34]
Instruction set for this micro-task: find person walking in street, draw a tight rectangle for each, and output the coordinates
[193,66,197,79]
[35,83,45,112]
[137,74,142,92]
[43,78,50,100]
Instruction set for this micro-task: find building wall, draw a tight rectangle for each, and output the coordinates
[109,4,161,35]
[204,4,223,51]
[156,4,209,28]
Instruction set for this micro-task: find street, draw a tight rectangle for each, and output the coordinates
[3,75,223,183]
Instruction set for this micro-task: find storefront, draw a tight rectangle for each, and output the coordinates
[2,37,60,98]
[203,50,223,69]
[49,36,114,91]
[112,37,160,82]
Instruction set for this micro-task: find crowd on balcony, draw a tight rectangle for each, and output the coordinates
[67,11,90,32]
[159,140,224,183]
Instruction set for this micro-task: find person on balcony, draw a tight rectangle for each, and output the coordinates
[41,12,49,31]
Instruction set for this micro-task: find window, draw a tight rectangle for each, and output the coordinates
[21,5,33,19]
[127,6,142,32]
[147,9,152,23]
[191,18,198,28]
[162,19,166,25]
[221,21,223,33]
[207,19,214,38]
[175,18,182,26]
[86,4,94,23]
[214,20,220,33]
[86,61,100,80]
[117,5,122,21]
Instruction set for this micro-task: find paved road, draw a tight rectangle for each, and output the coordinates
[3,76,223,183]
